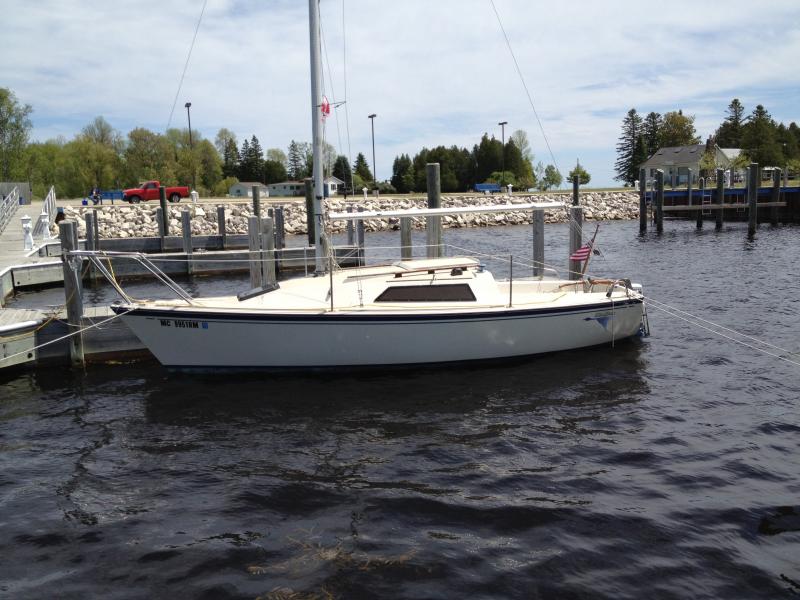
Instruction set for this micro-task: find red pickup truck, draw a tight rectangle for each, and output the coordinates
[123,181,190,203]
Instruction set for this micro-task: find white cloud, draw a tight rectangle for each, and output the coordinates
[2,0,799,186]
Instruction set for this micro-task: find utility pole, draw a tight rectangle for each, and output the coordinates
[185,102,195,192]
[498,121,508,188]
[368,113,377,188]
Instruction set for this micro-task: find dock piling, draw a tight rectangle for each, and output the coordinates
[274,206,285,249]
[248,215,263,289]
[426,162,443,258]
[356,206,365,264]
[532,209,545,278]
[715,168,725,230]
[655,170,664,233]
[159,186,169,236]
[696,175,704,229]
[346,205,354,245]
[748,163,758,236]
[771,168,781,225]
[59,220,84,366]
[568,206,583,280]
[181,209,193,275]
[252,185,261,217]
[261,216,277,287]
[638,168,647,234]
[400,216,412,260]
[217,205,226,249]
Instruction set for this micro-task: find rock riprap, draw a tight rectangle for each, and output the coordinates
[56,192,639,238]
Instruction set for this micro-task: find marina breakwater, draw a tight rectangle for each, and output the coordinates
[54,192,639,239]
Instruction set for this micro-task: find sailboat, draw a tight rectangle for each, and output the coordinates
[79,0,647,368]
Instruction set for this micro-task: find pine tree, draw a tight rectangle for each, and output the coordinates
[615,108,643,185]
[332,155,352,190]
[567,160,591,185]
[222,138,239,179]
[715,99,745,148]
[642,112,663,157]
[353,152,373,183]
[741,104,782,166]
[390,154,412,193]
[287,140,304,180]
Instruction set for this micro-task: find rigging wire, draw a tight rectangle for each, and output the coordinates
[165,0,208,131]
[488,0,559,175]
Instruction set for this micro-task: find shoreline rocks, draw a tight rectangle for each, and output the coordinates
[56,192,639,239]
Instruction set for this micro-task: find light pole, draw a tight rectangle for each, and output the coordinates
[185,102,195,191]
[498,120,508,188]
[368,113,377,189]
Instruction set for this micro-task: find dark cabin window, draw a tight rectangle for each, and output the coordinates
[375,284,476,302]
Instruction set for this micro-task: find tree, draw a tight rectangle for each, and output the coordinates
[715,99,745,148]
[642,112,662,157]
[197,138,223,192]
[390,153,412,193]
[266,148,287,167]
[238,134,264,182]
[222,138,239,178]
[333,155,352,190]
[510,129,533,162]
[614,108,643,185]
[537,165,562,191]
[0,88,33,180]
[263,159,287,184]
[214,128,237,157]
[567,161,591,185]
[77,116,124,190]
[474,133,503,182]
[124,127,176,185]
[486,171,517,187]
[659,110,700,147]
[353,152,373,183]
[287,140,305,179]
[741,104,783,166]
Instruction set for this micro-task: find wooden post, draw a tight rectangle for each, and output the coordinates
[346,205,354,245]
[59,221,84,366]
[252,185,261,217]
[156,207,165,252]
[248,215,263,289]
[771,168,781,225]
[84,212,98,283]
[304,177,315,245]
[261,216,277,288]
[572,173,579,206]
[655,169,664,234]
[274,206,285,249]
[181,209,193,275]
[715,168,725,230]
[638,168,647,234]
[532,209,544,278]
[696,175,704,229]
[92,208,99,249]
[400,216,412,260]
[568,206,583,280]
[159,185,169,236]
[356,205,365,247]
[426,162,442,258]
[217,205,226,249]
[748,162,758,236]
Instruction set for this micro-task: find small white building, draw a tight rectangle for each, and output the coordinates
[267,181,305,197]
[268,177,345,197]
[229,182,269,198]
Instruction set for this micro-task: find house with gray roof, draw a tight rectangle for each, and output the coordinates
[640,144,742,186]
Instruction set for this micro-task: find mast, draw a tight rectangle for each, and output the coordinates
[308,0,325,274]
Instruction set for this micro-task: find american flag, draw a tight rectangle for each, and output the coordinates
[569,242,592,262]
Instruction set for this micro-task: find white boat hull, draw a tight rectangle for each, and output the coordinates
[115,299,644,368]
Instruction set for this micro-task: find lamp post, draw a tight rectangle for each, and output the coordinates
[498,120,508,188]
[368,113,377,189]
[185,102,195,191]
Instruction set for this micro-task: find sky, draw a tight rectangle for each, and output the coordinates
[3,0,799,187]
